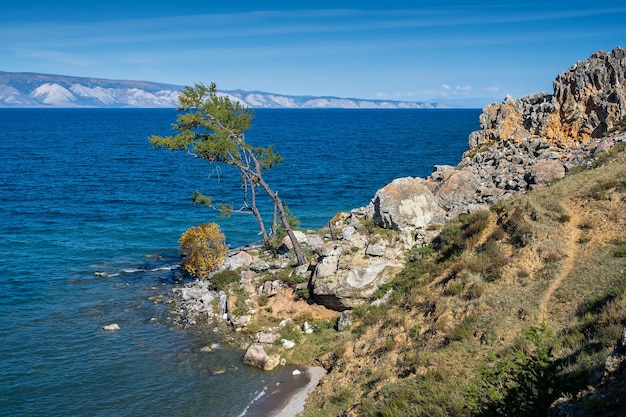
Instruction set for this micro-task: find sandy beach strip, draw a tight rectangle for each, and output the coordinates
[242,366,326,417]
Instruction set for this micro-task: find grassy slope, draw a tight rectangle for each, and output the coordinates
[299,148,626,417]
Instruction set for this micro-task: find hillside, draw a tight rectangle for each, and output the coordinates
[300,146,626,416]
[0,71,442,109]
[291,47,626,417]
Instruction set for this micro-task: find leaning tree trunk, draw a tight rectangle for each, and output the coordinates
[244,172,270,246]
[254,175,306,266]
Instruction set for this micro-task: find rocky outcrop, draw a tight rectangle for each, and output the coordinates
[361,47,626,242]
[552,48,626,143]
[471,47,626,147]
[311,235,404,311]
[169,47,626,318]
[310,48,626,310]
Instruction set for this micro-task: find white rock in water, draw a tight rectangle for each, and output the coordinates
[292,369,302,376]
[102,323,120,331]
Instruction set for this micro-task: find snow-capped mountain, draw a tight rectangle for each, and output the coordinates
[0,71,444,109]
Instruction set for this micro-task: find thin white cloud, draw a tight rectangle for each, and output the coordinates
[2,5,625,50]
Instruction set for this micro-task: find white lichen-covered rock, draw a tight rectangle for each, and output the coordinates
[365,176,446,248]
[337,311,352,332]
[224,251,253,270]
[281,230,307,250]
[367,176,445,231]
[256,331,279,344]
[282,339,296,349]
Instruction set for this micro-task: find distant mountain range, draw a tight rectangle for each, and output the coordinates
[0,71,448,109]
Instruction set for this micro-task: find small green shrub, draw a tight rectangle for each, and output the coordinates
[464,282,486,300]
[257,293,269,307]
[209,268,240,292]
[448,314,478,342]
[444,280,464,297]
[612,238,626,257]
[558,214,571,223]
[330,387,353,405]
[296,287,310,300]
[467,240,509,282]
[279,323,303,344]
[588,176,626,199]
[232,286,250,316]
[267,204,300,250]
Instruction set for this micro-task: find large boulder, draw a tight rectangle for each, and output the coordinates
[223,251,253,270]
[311,241,403,311]
[528,160,566,188]
[429,165,483,210]
[367,176,445,232]
[242,344,280,371]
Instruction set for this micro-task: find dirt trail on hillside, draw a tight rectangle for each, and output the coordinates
[538,201,581,322]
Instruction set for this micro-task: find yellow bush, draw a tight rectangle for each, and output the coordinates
[179,223,227,279]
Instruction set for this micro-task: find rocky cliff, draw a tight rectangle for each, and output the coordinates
[363,47,626,247]
[310,47,626,310]
[470,47,626,147]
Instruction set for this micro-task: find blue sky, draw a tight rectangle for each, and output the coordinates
[0,1,624,106]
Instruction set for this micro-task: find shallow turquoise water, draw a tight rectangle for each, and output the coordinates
[0,108,478,416]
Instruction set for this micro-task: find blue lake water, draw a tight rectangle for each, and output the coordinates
[0,108,479,416]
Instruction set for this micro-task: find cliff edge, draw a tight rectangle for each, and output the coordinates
[471,47,626,147]
[361,47,626,250]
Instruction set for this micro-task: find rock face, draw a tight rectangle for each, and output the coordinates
[311,239,404,311]
[361,47,626,243]
[552,48,626,143]
[471,48,626,147]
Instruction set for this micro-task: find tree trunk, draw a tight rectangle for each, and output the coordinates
[245,173,270,245]
[254,175,307,265]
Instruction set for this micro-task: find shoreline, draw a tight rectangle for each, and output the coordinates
[241,366,326,417]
